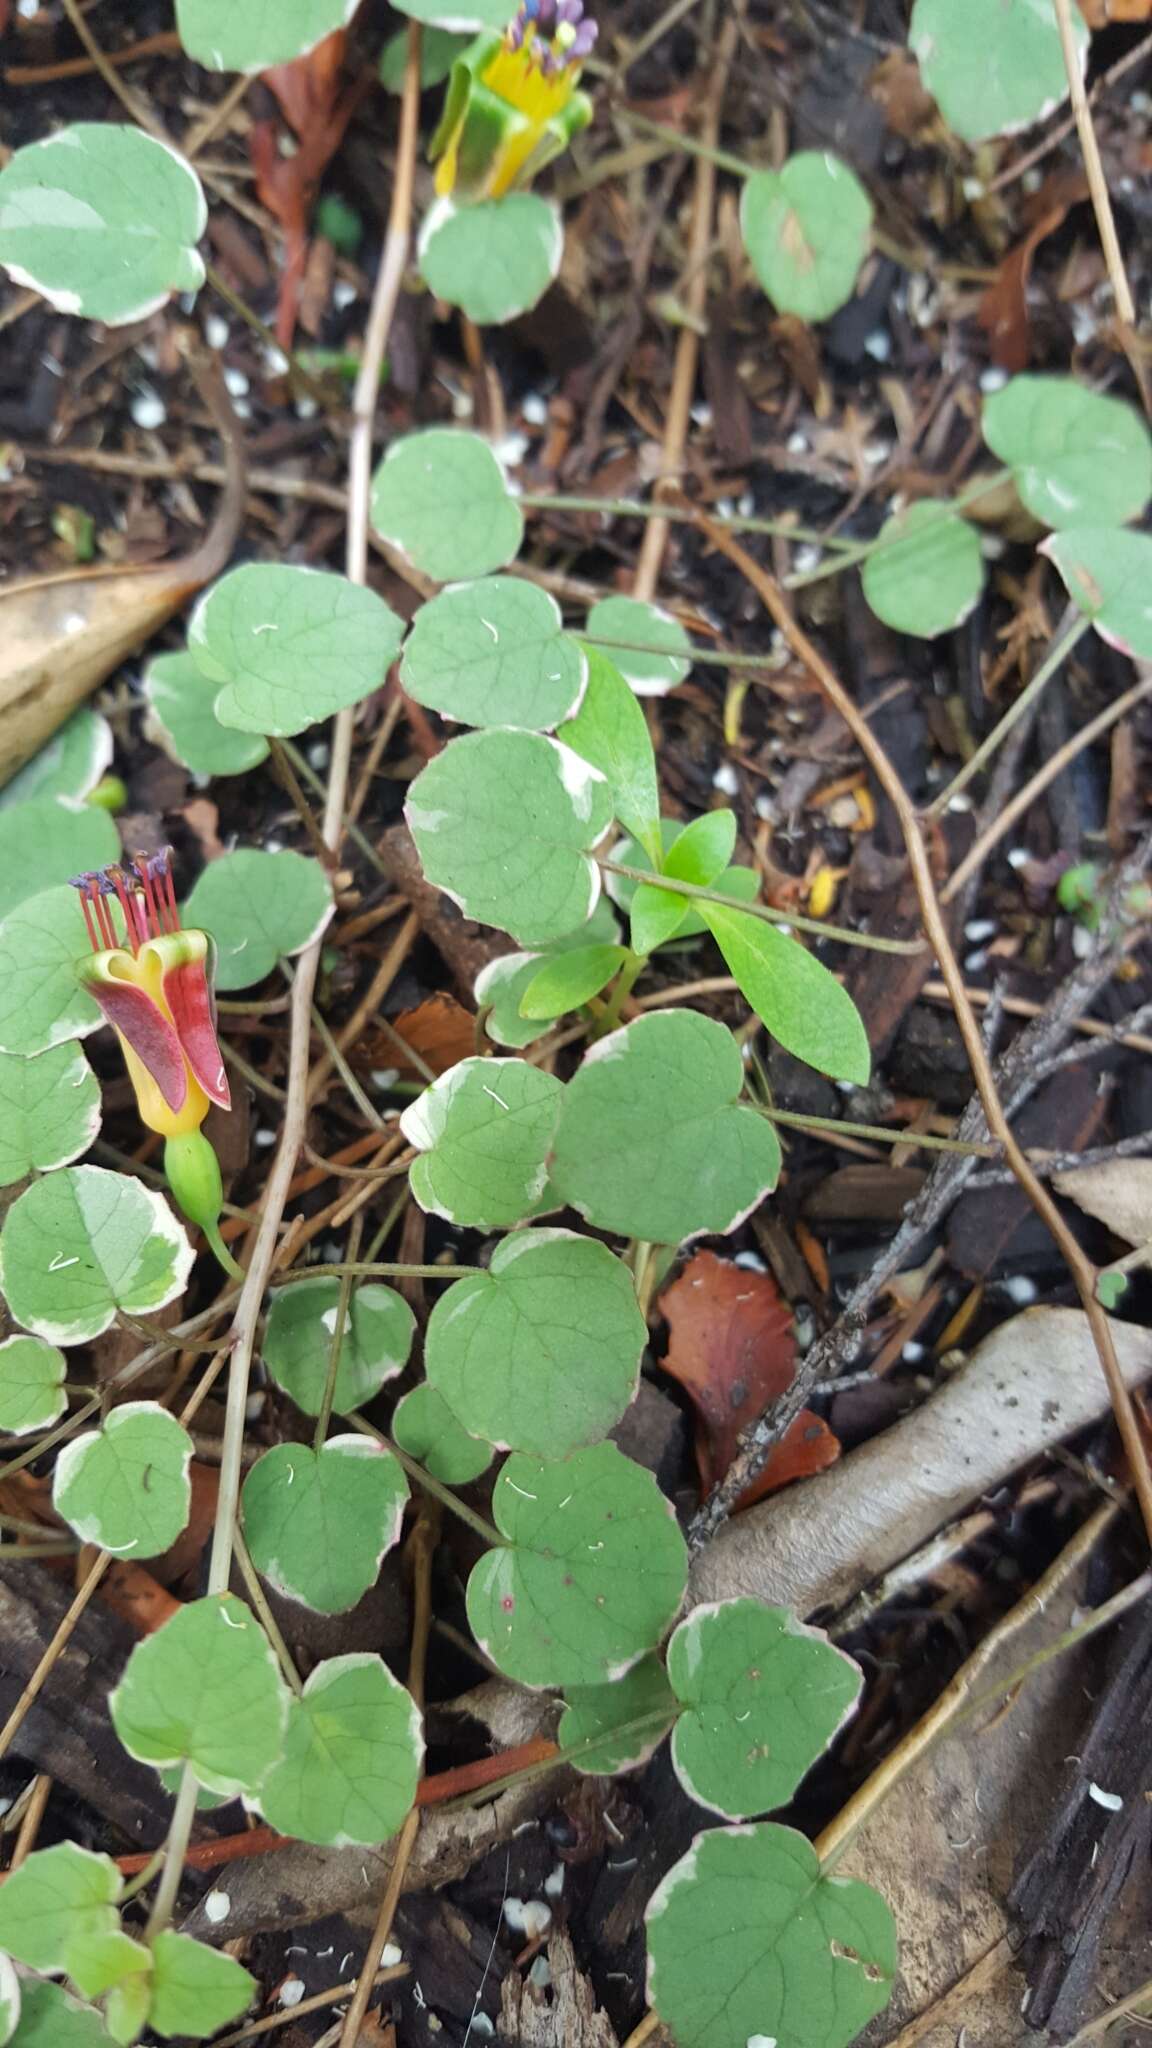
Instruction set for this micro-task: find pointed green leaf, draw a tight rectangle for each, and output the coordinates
[183,848,333,989]
[242,1437,408,1614]
[910,0,1084,142]
[0,1843,121,1976]
[466,1443,688,1688]
[0,1166,193,1346]
[741,152,872,322]
[474,900,621,1048]
[189,564,404,738]
[258,1653,423,1847]
[10,1982,111,2048]
[420,194,562,326]
[426,1229,645,1457]
[518,944,626,1021]
[646,1822,896,2048]
[585,598,691,698]
[630,882,693,957]
[110,1594,289,1798]
[0,126,205,325]
[0,798,118,922]
[666,1600,862,1820]
[175,0,358,71]
[550,1011,782,1245]
[147,1931,254,2039]
[665,810,738,887]
[391,1383,493,1484]
[559,1655,678,1775]
[400,1056,563,1228]
[371,429,524,581]
[1042,526,1152,659]
[700,903,870,1084]
[559,648,661,859]
[53,1402,193,1558]
[0,709,112,811]
[0,1043,101,1187]
[406,729,613,946]
[0,884,102,1057]
[0,1335,67,1436]
[144,652,269,778]
[606,822,759,938]
[401,576,586,731]
[861,500,984,638]
[983,374,1152,531]
[264,1277,414,1417]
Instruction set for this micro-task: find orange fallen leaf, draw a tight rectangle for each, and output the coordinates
[659,1251,839,1511]
[363,993,478,1078]
[977,171,1088,372]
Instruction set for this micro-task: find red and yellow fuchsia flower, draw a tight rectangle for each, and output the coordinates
[71,851,241,1278]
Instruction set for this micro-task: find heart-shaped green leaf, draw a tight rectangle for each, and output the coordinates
[466,1442,688,1687]
[0,798,118,922]
[110,1594,289,1798]
[242,1437,408,1614]
[53,1402,193,1558]
[147,1931,254,2039]
[400,1056,563,1228]
[741,153,872,323]
[258,1653,423,1847]
[585,598,691,698]
[699,902,871,1085]
[667,1600,862,1819]
[144,652,269,778]
[391,1383,493,1484]
[0,884,102,1057]
[983,374,1152,531]
[371,430,523,582]
[0,1334,67,1436]
[559,1654,678,1775]
[0,1166,193,1346]
[861,500,984,638]
[407,730,612,947]
[0,708,112,810]
[0,1043,101,1187]
[910,0,1085,142]
[263,1278,414,1416]
[426,1229,645,1456]
[175,0,358,70]
[9,1982,111,2047]
[420,193,563,325]
[183,848,333,989]
[0,1843,121,1977]
[188,564,404,738]
[550,1011,782,1245]
[400,576,586,730]
[1042,527,1152,659]
[559,648,661,858]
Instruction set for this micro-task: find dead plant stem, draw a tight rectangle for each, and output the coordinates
[1051,0,1136,328]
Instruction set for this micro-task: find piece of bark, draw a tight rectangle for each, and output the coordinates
[499,1928,618,2048]
[0,1564,169,1842]
[947,1066,1108,1277]
[374,825,509,998]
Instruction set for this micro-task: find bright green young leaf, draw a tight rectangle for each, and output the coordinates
[175,0,357,71]
[111,1595,288,1798]
[474,900,621,1048]
[467,1443,688,1688]
[1042,527,1152,659]
[264,1277,414,1417]
[188,564,404,738]
[380,25,465,90]
[558,648,661,859]
[242,1437,408,1614]
[585,597,691,698]
[983,374,1152,531]
[104,1963,152,2048]
[52,1402,193,1558]
[607,822,759,946]
[861,500,984,638]
[630,880,693,957]
[665,809,737,887]
[1098,1269,1129,1311]
[0,798,118,921]
[0,884,102,1056]
[740,153,872,323]
[400,576,586,730]
[144,652,269,778]
[10,1981,111,2048]
[405,729,612,946]
[0,1843,121,1976]
[425,1229,645,1456]
[0,1166,193,1346]
[65,1928,149,2003]
[0,1335,67,1436]
[666,1600,862,1820]
[550,1011,782,1244]
[518,944,626,1021]
[559,1655,678,1775]
[0,126,205,325]
[391,1383,493,1484]
[0,1043,101,1186]
[420,193,562,325]
[371,430,524,582]
[0,708,112,810]
[393,0,517,25]
[647,1822,896,2048]
[183,848,333,989]
[700,902,871,1085]
[0,1954,18,2047]
[258,1653,423,1847]
[400,1056,563,1227]
[147,1931,254,2040]
[910,0,1085,142]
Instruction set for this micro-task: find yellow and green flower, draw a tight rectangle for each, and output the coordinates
[431,0,596,203]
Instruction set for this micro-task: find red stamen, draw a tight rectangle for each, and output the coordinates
[109,870,141,955]
[162,856,179,935]
[79,889,101,954]
[135,857,162,942]
[93,887,117,952]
